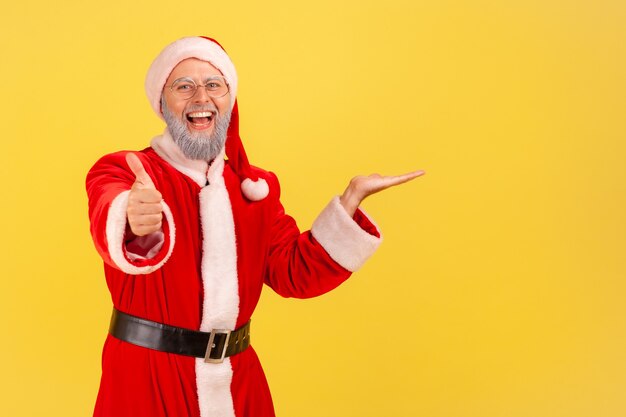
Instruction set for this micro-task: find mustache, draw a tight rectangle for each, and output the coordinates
[184,103,219,115]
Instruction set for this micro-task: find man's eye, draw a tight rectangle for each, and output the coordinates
[206,82,223,89]
[175,83,194,91]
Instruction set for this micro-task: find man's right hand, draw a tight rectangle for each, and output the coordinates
[126,153,163,237]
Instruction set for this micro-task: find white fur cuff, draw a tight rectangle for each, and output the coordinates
[311,196,382,272]
[106,190,176,274]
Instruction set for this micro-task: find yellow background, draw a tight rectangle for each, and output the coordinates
[1,0,625,416]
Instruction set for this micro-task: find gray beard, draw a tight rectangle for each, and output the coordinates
[162,99,231,161]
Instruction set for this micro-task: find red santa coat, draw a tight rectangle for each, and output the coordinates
[87,132,381,417]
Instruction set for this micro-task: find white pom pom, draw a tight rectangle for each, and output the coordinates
[241,178,269,201]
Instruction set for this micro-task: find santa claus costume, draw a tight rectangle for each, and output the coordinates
[87,36,381,417]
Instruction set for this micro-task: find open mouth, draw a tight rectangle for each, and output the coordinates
[186,111,214,129]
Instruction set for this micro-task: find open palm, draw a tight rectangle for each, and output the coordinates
[339,170,425,216]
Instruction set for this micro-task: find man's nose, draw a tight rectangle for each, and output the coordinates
[192,86,211,103]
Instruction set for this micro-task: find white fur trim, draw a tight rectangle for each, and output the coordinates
[105,190,176,274]
[146,37,238,119]
[151,130,210,187]
[195,159,239,417]
[241,177,269,201]
[311,196,382,272]
[195,359,235,417]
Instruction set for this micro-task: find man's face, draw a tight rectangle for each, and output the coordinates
[162,58,231,134]
[161,58,232,160]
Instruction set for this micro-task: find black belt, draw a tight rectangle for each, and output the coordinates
[109,308,250,363]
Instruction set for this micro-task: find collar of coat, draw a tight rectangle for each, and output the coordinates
[151,129,225,187]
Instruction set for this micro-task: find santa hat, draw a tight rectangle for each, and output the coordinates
[145,36,269,201]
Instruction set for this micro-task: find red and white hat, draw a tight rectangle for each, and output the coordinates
[145,36,269,201]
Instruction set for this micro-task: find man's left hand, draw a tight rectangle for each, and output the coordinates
[339,170,425,217]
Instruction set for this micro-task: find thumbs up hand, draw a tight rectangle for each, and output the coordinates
[125,153,163,237]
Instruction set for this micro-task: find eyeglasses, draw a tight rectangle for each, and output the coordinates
[166,76,229,99]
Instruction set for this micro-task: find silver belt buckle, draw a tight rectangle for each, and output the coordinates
[204,328,231,364]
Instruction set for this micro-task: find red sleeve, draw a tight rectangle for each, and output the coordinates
[263,174,381,298]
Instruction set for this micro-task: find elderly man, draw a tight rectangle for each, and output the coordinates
[87,36,423,417]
